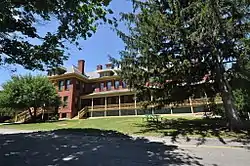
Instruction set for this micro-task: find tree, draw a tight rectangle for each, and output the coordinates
[112,0,250,130]
[1,0,114,70]
[0,74,61,121]
[231,54,250,119]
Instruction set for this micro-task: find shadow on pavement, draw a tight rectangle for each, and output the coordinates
[0,128,204,166]
[135,118,250,146]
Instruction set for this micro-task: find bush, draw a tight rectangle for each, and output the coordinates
[0,107,15,116]
[0,74,61,122]
[210,103,225,118]
[233,89,250,119]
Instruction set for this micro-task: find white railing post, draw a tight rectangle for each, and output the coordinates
[170,103,173,114]
[15,112,17,122]
[134,94,137,115]
[91,98,94,111]
[189,97,194,114]
[119,95,121,116]
[104,97,107,116]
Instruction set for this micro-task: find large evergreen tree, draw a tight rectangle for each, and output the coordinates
[1,0,114,70]
[112,0,250,130]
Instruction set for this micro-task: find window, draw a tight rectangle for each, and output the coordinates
[65,79,71,90]
[58,80,64,91]
[115,81,120,89]
[61,113,67,118]
[100,83,104,91]
[122,81,127,88]
[107,81,112,91]
[63,96,69,107]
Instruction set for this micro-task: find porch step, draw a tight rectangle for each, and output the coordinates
[72,116,80,120]
[77,107,89,119]
[15,108,54,123]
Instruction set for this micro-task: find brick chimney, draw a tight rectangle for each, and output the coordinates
[78,60,85,75]
[97,65,103,70]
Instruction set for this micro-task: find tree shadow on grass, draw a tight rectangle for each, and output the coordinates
[135,118,250,145]
[0,128,205,166]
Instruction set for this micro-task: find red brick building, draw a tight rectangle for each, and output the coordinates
[48,59,215,119]
[48,60,136,119]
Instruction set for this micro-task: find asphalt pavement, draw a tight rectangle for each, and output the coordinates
[0,129,249,166]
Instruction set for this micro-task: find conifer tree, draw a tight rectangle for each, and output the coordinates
[112,0,250,130]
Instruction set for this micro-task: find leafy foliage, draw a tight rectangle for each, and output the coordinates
[0,107,15,116]
[0,74,61,120]
[112,0,250,129]
[0,0,114,70]
[232,58,250,119]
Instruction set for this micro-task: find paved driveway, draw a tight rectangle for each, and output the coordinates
[0,129,249,166]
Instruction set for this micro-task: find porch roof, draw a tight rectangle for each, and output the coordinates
[81,89,135,99]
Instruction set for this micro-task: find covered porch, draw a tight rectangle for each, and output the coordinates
[80,89,138,117]
[79,89,223,118]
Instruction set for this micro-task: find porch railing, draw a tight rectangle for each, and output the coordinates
[15,108,52,123]
[78,107,88,119]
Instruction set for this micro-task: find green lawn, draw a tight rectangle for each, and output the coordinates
[1,116,249,139]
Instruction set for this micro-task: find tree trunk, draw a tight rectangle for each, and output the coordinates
[220,80,243,130]
[216,64,243,131]
[28,108,36,122]
[28,108,33,118]
[33,107,37,122]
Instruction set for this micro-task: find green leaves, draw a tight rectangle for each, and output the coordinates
[0,0,114,70]
[0,74,61,111]
[114,0,250,106]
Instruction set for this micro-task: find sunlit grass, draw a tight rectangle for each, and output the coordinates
[1,115,248,139]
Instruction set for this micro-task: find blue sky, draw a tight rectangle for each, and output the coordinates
[0,0,133,87]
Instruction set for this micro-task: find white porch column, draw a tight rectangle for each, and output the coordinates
[170,103,173,114]
[104,97,107,116]
[189,97,194,114]
[204,91,210,111]
[151,95,154,114]
[119,95,121,116]
[134,94,137,115]
[91,98,94,117]
[91,98,94,110]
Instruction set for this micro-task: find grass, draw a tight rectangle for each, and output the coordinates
[0,116,194,135]
[1,115,249,140]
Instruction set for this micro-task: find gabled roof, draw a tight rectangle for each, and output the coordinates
[86,71,99,79]
[49,64,119,80]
